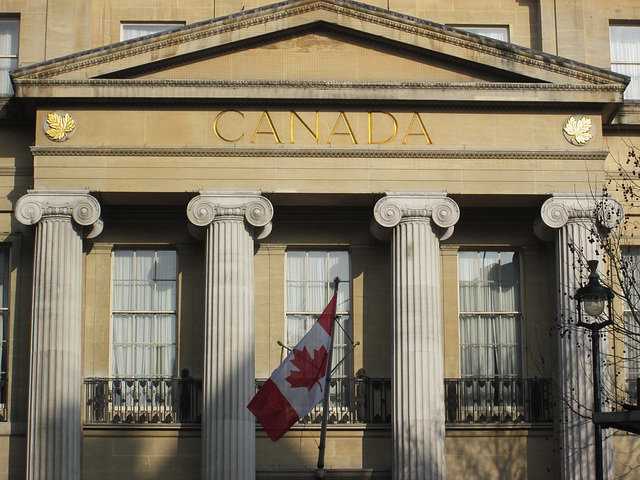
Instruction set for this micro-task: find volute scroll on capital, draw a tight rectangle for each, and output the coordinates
[15,190,101,228]
[186,192,274,240]
[539,194,624,234]
[372,193,460,241]
[373,193,460,229]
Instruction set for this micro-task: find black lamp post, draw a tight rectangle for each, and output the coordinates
[574,259,614,480]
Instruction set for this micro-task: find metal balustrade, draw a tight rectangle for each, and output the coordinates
[84,372,201,425]
[444,377,553,424]
[255,374,392,425]
[84,374,552,426]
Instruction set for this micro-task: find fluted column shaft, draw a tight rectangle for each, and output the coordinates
[15,190,101,480]
[373,192,459,480]
[539,194,624,480]
[187,191,273,480]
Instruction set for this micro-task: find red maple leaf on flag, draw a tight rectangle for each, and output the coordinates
[285,345,329,392]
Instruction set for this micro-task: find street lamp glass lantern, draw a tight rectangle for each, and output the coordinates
[575,260,614,319]
[582,295,606,317]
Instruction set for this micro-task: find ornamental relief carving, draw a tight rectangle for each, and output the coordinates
[43,111,76,142]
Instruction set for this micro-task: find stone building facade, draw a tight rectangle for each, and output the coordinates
[1,0,640,479]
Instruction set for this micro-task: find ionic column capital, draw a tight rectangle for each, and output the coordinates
[540,193,624,232]
[187,191,273,235]
[15,190,102,229]
[372,192,459,241]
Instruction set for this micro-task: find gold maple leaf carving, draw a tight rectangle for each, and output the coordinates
[563,116,592,145]
[45,112,76,141]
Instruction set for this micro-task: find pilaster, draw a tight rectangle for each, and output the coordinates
[373,192,459,480]
[15,190,101,480]
[187,191,273,480]
[539,193,624,480]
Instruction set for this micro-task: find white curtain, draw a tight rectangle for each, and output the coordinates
[461,27,509,42]
[459,251,522,377]
[112,250,177,377]
[610,26,640,100]
[0,20,19,95]
[121,23,181,41]
[286,251,351,382]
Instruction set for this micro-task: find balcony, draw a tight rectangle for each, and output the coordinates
[84,375,552,427]
[84,373,202,425]
[444,377,553,424]
[256,373,392,425]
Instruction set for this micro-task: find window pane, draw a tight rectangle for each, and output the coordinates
[328,252,349,281]
[136,251,155,280]
[460,26,509,42]
[286,252,306,281]
[610,26,640,99]
[156,251,176,279]
[113,314,133,343]
[121,23,182,41]
[113,280,133,310]
[134,281,154,310]
[307,282,326,311]
[156,281,176,310]
[308,252,327,282]
[113,251,134,279]
[135,315,153,343]
[286,283,305,312]
[155,315,176,344]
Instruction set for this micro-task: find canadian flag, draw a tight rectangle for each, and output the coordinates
[248,292,337,441]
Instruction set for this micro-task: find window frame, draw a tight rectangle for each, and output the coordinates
[0,17,19,96]
[110,248,179,379]
[449,25,510,42]
[457,249,524,379]
[120,22,185,41]
[609,23,640,101]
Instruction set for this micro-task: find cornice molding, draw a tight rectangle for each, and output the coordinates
[29,146,610,161]
[13,78,626,93]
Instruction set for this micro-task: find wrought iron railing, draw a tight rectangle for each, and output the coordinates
[255,373,392,425]
[444,377,553,424]
[84,372,202,425]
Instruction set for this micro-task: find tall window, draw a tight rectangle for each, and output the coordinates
[0,248,8,421]
[121,23,184,41]
[0,19,19,95]
[621,250,640,400]
[459,251,523,378]
[112,250,178,378]
[286,251,351,419]
[610,25,640,100]
[454,26,509,42]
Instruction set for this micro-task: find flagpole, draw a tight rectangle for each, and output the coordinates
[316,276,340,479]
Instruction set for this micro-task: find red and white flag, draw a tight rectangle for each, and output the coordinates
[248,292,337,441]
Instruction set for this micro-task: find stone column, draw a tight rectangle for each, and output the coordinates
[15,190,102,480]
[373,192,459,480]
[187,191,273,480]
[538,193,624,480]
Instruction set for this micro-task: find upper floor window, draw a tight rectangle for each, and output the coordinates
[286,251,351,420]
[121,23,184,41]
[610,25,640,100]
[621,250,640,400]
[459,251,523,378]
[0,19,19,96]
[112,250,178,377]
[454,26,509,42]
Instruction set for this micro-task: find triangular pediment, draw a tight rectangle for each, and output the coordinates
[10,0,628,107]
